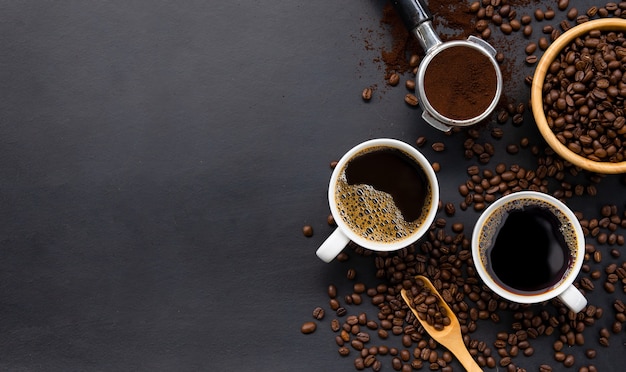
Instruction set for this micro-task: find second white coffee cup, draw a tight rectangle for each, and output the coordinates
[471,191,587,313]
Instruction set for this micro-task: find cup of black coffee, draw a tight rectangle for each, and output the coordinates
[471,191,587,312]
[316,139,439,262]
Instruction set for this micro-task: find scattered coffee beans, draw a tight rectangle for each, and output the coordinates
[309,3,626,372]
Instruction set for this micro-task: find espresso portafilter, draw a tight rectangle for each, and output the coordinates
[392,0,503,132]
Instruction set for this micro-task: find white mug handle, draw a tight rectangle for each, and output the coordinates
[558,284,587,313]
[316,228,350,263]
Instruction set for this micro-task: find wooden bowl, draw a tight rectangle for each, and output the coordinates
[531,18,626,174]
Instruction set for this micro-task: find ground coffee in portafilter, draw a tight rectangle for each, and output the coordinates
[335,146,432,243]
[423,45,499,121]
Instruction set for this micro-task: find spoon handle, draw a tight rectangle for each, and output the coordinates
[452,344,482,372]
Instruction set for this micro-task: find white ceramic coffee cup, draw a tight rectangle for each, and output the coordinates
[316,138,439,263]
[471,191,587,313]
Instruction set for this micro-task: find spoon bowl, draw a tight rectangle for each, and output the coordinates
[401,275,481,372]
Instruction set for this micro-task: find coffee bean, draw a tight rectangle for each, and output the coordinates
[542,25,554,34]
[506,144,519,154]
[405,93,418,106]
[347,268,356,280]
[525,42,537,55]
[525,55,538,64]
[313,306,325,320]
[445,202,455,216]
[593,251,602,263]
[432,142,445,152]
[301,321,317,334]
[388,73,400,86]
[581,277,594,291]
[599,336,609,347]
[356,332,370,343]
[491,127,504,139]
[336,307,347,316]
[563,354,575,367]
[362,87,373,101]
[587,6,598,17]
[302,225,313,237]
[432,162,441,173]
[354,357,365,370]
[567,7,578,20]
[469,1,481,13]
[405,79,416,91]
[520,24,532,37]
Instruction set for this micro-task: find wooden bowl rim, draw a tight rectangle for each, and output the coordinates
[531,18,626,174]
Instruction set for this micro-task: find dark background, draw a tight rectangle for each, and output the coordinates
[0,0,624,371]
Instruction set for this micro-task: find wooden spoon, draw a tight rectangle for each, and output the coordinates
[400,275,482,372]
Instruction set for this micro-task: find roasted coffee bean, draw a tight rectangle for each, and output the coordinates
[525,42,537,55]
[313,306,325,320]
[490,128,504,139]
[506,144,519,154]
[469,1,481,13]
[587,6,598,16]
[347,268,356,280]
[567,7,578,20]
[523,25,533,37]
[302,225,313,237]
[554,351,566,362]
[581,277,594,291]
[354,357,365,370]
[599,336,610,347]
[301,321,317,334]
[405,79,416,91]
[432,142,445,152]
[500,23,512,34]
[405,93,419,106]
[525,55,538,64]
[388,73,400,86]
[356,332,370,343]
[362,87,373,101]
[444,202,455,216]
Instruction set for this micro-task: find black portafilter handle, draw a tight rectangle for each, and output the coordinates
[391,0,433,32]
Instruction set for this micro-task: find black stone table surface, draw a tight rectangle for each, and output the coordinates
[0,1,624,371]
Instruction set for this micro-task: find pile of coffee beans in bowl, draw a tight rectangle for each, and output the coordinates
[540,28,626,163]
